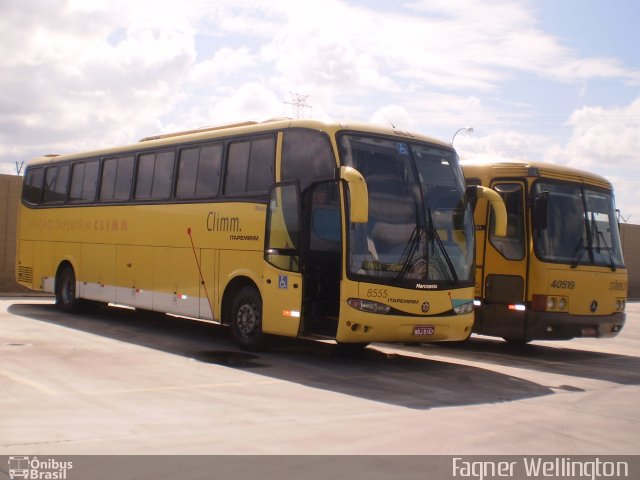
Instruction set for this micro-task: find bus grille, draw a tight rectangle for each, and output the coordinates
[18,266,33,284]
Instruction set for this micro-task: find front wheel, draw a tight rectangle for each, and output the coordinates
[55,265,81,313]
[229,286,267,351]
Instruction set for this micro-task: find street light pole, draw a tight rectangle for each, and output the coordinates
[451,126,474,146]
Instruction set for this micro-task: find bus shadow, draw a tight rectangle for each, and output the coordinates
[9,302,553,410]
[425,336,640,385]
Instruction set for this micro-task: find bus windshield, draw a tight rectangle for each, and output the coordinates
[533,181,624,269]
[339,134,474,287]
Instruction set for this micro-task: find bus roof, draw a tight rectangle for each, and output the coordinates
[25,118,451,166]
[460,158,612,190]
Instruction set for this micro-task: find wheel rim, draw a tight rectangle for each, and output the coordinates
[236,301,260,339]
[61,272,75,305]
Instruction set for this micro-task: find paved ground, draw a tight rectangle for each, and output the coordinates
[0,298,638,455]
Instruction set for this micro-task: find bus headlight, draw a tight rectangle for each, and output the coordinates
[453,301,474,315]
[547,296,557,310]
[532,295,569,312]
[616,298,626,312]
[347,298,391,315]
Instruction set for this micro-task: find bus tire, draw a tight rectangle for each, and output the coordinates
[55,265,82,313]
[229,286,267,351]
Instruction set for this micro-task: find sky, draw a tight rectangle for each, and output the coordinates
[1,0,638,222]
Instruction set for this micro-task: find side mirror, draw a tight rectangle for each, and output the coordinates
[465,185,478,199]
[337,166,368,223]
[533,191,549,230]
[475,186,507,237]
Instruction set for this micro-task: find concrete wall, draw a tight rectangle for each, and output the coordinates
[0,174,30,294]
[0,172,639,298]
[620,223,640,299]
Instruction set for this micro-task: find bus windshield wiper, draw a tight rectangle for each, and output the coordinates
[599,231,616,272]
[570,237,587,269]
[396,225,425,281]
[595,229,617,272]
[590,212,616,272]
[426,207,459,284]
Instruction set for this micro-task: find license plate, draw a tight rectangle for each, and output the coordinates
[413,325,435,336]
[581,327,598,337]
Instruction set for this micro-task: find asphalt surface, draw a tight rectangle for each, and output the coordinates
[0,298,638,455]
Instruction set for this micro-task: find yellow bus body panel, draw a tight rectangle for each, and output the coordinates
[336,281,474,343]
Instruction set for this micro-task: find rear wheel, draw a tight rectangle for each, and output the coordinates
[55,265,81,313]
[229,286,267,351]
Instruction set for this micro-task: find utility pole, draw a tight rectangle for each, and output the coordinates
[285,92,312,119]
[617,209,630,223]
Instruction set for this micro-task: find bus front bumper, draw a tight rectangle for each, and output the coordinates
[335,312,475,344]
[526,311,626,340]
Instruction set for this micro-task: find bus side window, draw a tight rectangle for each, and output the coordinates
[135,151,175,200]
[100,156,134,202]
[489,183,525,260]
[176,144,223,198]
[225,136,275,196]
[69,160,99,203]
[197,145,222,196]
[43,164,70,204]
[23,167,45,205]
[282,129,336,192]
[247,137,275,193]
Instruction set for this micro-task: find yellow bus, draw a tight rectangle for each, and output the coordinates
[16,118,505,350]
[462,159,627,342]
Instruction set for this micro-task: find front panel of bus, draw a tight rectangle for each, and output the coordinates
[526,178,627,339]
[470,166,627,341]
[334,133,476,343]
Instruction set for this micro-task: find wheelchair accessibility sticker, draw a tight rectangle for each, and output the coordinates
[278,274,288,289]
[396,142,409,155]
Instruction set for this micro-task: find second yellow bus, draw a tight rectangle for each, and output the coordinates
[463,159,627,342]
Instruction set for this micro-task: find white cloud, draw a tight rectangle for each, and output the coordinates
[542,96,640,222]
[205,82,285,124]
[370,105,416,130]
[189,47,257,84]
[544,96,640,169]
[456,130,549,161]
[405,0,640,86]
[1,0,639,201]
[0,0,197,157]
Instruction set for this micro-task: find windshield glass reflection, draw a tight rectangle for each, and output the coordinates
[339,134,474,286]
[533,181,624,269]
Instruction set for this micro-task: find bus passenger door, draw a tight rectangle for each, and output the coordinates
[480,181,528,339]
[300,180,342,338]
[262,182,303,337]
